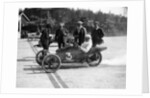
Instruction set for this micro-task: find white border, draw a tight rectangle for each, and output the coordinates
[1,0,144,95]
[146,0,150,92]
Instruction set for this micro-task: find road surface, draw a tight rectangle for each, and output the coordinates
[16,36,126,88]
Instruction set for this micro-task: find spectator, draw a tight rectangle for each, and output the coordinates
[91,21,104,47]
[40,25,50,54]
[73,21,87,46]
[55,22,68,49]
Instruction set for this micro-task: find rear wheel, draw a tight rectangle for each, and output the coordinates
[36,50,48,65]
[42,54,61,73]
[86,52,102,67]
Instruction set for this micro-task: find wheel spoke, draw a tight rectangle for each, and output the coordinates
[42,55,60,72]
[87,52,102,67]
[36,50,45,65]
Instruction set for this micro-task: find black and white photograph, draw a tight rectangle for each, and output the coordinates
[1,0,148,95]
[16,6,127,89]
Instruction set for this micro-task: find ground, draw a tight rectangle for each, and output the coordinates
[16,36,126,88]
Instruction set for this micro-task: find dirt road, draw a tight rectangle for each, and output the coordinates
[16,36,126,88]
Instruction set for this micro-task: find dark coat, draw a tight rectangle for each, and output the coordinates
[40,29,49,49]
[73,27,86,45]
[91,28,104,44]
[55,28,68,42]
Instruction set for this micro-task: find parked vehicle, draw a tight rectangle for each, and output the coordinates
[36,44,107,73]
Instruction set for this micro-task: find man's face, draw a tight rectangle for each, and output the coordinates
[85,36,90,42]
[41,27,45,31]
[94,23,99,28]
[60,25,64,29]
[77,24,80,27]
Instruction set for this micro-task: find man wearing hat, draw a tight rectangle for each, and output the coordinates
[73,21,87,46]
[64,34,92,62]
[79,34,92,53]
[40,25,50,54]
[91,21,104,47]
[55,22,68,49]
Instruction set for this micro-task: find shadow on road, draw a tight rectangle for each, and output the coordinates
[24,64,88,74]
[34,44,57,48]
[23,65,45,74]
[60,65,87,69]
[17,58,34,62]
[24,66,42,71]
[23,63,126,75]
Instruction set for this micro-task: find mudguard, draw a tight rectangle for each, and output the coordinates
[88,47,107,53]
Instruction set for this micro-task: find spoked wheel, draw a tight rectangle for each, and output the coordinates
[86,52,102,67]
[36,50,48,65]
[42,54,61,73]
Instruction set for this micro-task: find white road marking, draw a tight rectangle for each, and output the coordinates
[51,73,63,88]
[28,40,66,88]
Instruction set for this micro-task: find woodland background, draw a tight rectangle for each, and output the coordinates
[19,8,127,36]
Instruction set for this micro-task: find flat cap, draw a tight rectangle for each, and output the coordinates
[77,21,83,25]
[59,22,65,26]
[94,21,100,25]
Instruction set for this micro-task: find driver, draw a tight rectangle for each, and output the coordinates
[63,34,92,61]
[79,34,93,53]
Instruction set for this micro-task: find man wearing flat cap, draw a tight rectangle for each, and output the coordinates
[73,21,87,46]
[91,21,104,47]
[55,22,68,49]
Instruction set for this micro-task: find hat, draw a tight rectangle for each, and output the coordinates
[85,34,91,40]
[94,21,100,25]
[77,21,83,25]
[59,22,65,26]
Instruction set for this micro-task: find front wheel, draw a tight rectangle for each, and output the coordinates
[86,52,102,67]
[42,54,61,73]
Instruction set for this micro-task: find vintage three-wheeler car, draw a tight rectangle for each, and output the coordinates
[36,44,107,73]
[36,34,107,73]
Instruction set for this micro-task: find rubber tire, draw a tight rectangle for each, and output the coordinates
[36,50,45,65]
[42,54,61,73]
[87,52,102,67]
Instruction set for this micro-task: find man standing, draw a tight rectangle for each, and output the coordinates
[40,25,50,54]
[55,22,68,49]
[73,21,87,46]
[91,21,104,47]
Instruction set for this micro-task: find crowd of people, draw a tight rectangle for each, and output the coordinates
[40,20,104,54]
